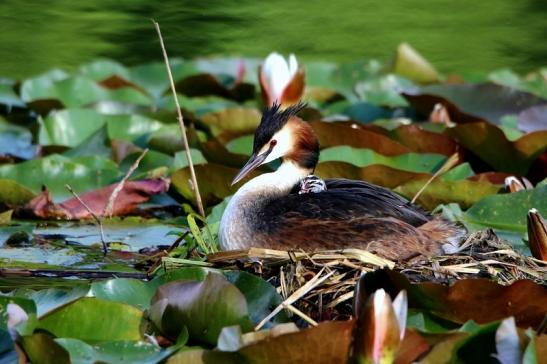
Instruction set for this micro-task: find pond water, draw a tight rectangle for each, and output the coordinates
[0,0,545,79]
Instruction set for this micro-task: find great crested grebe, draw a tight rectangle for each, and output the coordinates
[219,103,465,260]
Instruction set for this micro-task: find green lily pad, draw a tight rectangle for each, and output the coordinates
[37,297,144,341]
[106,114,165,142]
[0,179,35,206]
[224,271,288,327]
[21,332,70,364]
[389,43,440,84]
[201,107,261,136]
[149,272,252,345]
[464,185,547,233]
[91,278,154,310]
[0,121,37,159]
[395,178,500,210]
[55,338,179,364]
[354,75,411,107]
[20,69,69,102]
[79,59,131,82]
[0,154,119,200]
[319,146,447,173]
[39,109,106,147]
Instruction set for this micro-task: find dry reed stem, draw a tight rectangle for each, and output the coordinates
[152,20,205,216]
[103,148,149,218]
[255,268,335,330]
[412,152,459,204]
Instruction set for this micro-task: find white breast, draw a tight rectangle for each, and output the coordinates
[219,161,309,251]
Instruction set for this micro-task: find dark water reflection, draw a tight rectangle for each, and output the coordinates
[0,0,545,79]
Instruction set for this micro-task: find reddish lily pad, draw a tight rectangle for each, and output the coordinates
[310,121,411,155]
[404,83,547,125]
[315,162,430,189]
[360,269,547,329]
[26,178,170,219]
[447,122,547,176]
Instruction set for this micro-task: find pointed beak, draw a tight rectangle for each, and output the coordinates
[231,151,269,186]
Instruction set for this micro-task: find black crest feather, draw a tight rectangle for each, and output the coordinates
[252,102,307,154]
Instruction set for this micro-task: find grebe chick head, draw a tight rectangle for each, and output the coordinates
[232,102,320,185]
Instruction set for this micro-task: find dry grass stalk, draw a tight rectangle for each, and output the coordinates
[153,20,205,217]
[103,148,149,218]
[208,248,395,269]
[411,152,459,204]
[255,268,335,330]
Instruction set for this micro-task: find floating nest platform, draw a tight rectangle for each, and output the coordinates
[204,229,546,323]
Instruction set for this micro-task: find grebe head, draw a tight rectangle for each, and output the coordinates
[231,102,319,185]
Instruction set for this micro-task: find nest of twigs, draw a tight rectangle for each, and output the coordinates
[203,229,546,324]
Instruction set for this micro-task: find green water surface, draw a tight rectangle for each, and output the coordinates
[0,0,545,78]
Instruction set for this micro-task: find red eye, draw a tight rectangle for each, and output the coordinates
[270,140,277,147]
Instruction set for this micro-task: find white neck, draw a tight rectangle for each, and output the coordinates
[235,160,309,197]
[219,160,309,250]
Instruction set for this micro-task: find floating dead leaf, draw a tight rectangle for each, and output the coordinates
[26,178,169,219]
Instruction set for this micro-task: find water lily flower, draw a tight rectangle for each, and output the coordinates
[504,176,533,193]
[352,288,407,364]
[259,52,305,107]
[527,208,547,261]
[7,303,28,340]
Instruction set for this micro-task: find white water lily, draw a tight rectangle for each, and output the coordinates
[352,288,408,364]
[7,303,28,339]
[371,289,407,363]
[259,52,304,106]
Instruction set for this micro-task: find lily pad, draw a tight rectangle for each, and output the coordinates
[319,146,447,173]
[448,122,547,176]
[464,185,547,233]
[315,162,430,189]
[311,121,412,155]
[395,178,500,210]
[149,272,252,345]
[406,83,547,125]
[0,179,35,206]
[55,338,179,364]
[389,43,440,84]
[201,107,261,136]
[91,278,154,310]
[224,271,288,327]
[37,297,144,341]
[0,154,119,200]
